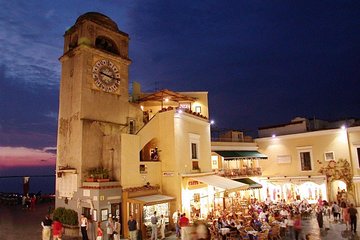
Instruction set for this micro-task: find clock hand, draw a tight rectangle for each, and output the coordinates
[100,71,114,79]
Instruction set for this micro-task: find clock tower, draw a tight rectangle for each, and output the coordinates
[56,12,142,219]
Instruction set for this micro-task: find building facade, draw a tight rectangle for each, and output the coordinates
[55,12,248,238]
[256,118,360,206]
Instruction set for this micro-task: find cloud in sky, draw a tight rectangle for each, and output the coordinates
[0,146,56,168]
[0,1,62,87]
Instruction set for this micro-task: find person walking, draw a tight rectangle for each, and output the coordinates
[128,215,138,240]
[285,212,294,239]
[179,213,189,240]
[113,218,121,240]
[172,209,181,238]
[348,203,358,233]
[323,202,331,230]
[97,222,104,240]
[80,214,89,240]
[41,214,53,240]
[52,217,63,240]
[293,213,302,240]
[106,217,115,240]
[316,206,324,230]
[159,214,166,240]
[343,203,350,230]
[150,211,158,240]
[332,201,341,222]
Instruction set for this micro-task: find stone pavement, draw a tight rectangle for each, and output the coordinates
[1,201,360,240]
[298,215,360,240]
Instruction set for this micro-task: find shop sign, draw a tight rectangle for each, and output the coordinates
[187,180,206,189]
[163,172,174,177]
[188,180,199,186]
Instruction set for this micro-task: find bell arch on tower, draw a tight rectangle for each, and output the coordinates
[95,36,119,55]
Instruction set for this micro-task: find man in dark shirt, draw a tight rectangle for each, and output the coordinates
[128,215,137,240]
[150,211,158,240]
[348,203,358,233]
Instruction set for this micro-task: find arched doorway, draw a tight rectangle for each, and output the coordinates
[330,180,347,203]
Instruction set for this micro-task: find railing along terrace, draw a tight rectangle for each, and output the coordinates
[217,167,262,177]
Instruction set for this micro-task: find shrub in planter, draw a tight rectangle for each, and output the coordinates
[53,207,80,237]
[53,207,79,226]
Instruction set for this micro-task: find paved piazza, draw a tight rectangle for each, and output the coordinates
[1,201,360,240]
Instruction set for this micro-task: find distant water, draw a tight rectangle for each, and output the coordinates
[0,166,55,194]
[0,176,55,194]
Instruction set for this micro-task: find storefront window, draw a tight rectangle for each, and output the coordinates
[143,203,169,226]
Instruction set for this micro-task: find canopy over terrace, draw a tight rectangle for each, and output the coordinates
[137,89,197,108]
[128,194,175,206]
[190,175,249,192]
[234,178,263,189]
[215,150,268,160]
[215,151,267,178]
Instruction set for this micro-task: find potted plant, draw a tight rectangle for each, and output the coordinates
[53,207,79,237]
[86,166,110,182]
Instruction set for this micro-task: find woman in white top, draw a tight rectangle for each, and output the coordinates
[106,217,115,240]
[113,218,121,240]
[80,214,89,240]
[160,214,166,240]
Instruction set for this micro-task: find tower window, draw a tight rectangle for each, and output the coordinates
[95,36,119,55]
[129,120,135,134]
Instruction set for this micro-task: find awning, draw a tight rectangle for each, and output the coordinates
[215,151,267,160]
[129,194,175,206]
[191,175,249,191]
[234,178,262,189]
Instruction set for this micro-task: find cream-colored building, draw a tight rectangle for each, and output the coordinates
[55,12,247,238]
[255,118,360,206]
[210,121,360,207]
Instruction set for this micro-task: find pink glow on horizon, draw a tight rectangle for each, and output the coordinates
[0,146,56,168]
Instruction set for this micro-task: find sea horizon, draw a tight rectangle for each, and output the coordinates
[0,166,55,194]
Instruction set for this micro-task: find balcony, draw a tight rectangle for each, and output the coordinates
[217,167,262,178]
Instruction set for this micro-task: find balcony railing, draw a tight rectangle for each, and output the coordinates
[217,167,262,178]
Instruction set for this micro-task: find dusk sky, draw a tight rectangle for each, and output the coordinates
[0,1,360,172]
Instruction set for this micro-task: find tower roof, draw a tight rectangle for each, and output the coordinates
[76,12,120,32]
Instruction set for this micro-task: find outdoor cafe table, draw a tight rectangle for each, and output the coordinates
[219,228,230,236]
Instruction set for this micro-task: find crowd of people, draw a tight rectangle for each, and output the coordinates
[39,214,122,240]
[37,197,358,240]
[203,199,308,240]
[189,197,358,240]
[315,198,358,234]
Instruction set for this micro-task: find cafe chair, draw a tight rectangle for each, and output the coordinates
[268,224,282,240]
[257,229,269,240]
[226,230,240,240]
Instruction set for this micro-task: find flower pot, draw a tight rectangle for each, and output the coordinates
[86,177,95,182]
[97,178,110,182]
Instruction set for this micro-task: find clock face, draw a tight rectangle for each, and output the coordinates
[92,59,120,92]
